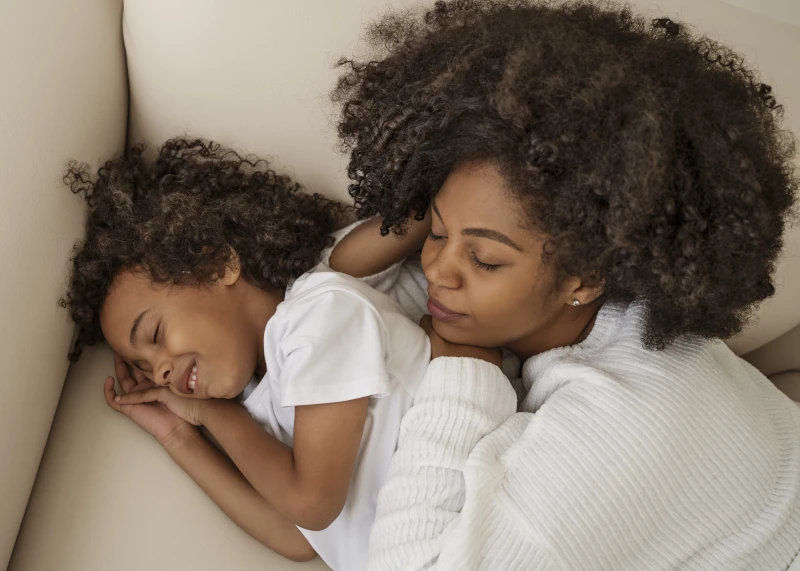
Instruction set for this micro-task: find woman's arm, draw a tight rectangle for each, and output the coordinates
[368,356,516,570]
[329,212,431,278]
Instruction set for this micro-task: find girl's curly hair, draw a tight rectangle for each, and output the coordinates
[62,138,347,361]
[333,0,797,348]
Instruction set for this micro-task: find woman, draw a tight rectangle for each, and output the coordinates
[330,1,800,569]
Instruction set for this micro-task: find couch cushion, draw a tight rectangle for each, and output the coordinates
[0,0,127,566]
[9,344,330,571]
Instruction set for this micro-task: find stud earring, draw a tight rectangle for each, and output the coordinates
[572,299,580,306]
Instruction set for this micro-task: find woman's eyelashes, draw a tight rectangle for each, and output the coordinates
[470,252,501,272]
[427,232,502,272]
[153,322,161,345]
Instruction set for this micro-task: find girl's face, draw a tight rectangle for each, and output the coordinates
[99,267,277,400]
[422,161,600,357]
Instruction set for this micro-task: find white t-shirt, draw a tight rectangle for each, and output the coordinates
[242,263,430,571]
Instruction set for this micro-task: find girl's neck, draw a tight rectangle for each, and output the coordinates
[242,282,286,377]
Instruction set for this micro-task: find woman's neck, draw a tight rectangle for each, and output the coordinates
[506,301,601,361]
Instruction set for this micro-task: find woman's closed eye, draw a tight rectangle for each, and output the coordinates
[471,252,501,272]
[429,231,502,271]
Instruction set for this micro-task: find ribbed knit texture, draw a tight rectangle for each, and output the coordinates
[367,301,800,570]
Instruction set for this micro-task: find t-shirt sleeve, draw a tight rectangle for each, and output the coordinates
[319,219,405,295]
[276,288,393,407]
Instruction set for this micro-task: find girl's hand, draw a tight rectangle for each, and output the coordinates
[104,353,197,446]
[115,385,206,427]
[419,315,503,368]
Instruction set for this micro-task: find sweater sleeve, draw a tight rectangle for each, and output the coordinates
[367,357,517,571]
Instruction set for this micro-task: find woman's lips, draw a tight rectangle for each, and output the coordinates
[427,297,467,323]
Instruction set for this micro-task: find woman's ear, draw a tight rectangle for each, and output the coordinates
[220,248,242,286]
[562,275,605,306]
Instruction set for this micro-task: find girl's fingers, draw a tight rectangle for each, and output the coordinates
[104,376,123,413]
[132,379,157,392]
[116,387,164,405]
[114,353,136,393]
[131,366,152,387]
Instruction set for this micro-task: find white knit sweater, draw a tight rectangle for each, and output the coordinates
[366,301,800,570]
[324,223,800,570]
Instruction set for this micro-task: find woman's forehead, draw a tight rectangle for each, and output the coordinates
[436,162,536,241]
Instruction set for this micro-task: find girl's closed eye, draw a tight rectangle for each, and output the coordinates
[428,231,445,241]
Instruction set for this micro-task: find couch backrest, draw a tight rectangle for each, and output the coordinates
[123,0,799,357]
[0,0,127,566]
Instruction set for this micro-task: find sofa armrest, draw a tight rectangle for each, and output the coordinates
[0,0,127,567]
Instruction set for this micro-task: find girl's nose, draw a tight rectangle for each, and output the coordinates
[154,360,172,386]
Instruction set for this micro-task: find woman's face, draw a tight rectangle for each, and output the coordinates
[422,161,598,356]
[99,269,268,400]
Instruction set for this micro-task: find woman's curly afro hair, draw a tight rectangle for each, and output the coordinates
[333,0,797,348]
[62,138,346,361]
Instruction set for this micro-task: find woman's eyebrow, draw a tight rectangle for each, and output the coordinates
[432,198,524,252]
[461,228,525,252]
[462,228,524,252]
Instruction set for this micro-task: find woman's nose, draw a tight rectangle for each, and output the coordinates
[426,245,463,290]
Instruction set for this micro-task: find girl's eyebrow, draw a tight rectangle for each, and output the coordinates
[130,308,152,345]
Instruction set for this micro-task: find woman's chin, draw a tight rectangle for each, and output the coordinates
[432,319,485,347]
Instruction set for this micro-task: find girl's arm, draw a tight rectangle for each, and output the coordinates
[104,365,314,562]
[328,212,431,278]
[117,387,370,532]
[162,426,315,561]
[199,396,370,531]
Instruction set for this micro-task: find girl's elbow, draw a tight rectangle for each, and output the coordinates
[295,510,339,532]
[284,543,318,563]
[293,495,345,532]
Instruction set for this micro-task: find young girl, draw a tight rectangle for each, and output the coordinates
[61,138,437,571]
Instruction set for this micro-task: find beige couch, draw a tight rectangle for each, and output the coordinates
[2,1,798,570]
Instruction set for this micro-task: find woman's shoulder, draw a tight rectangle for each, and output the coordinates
[524,300,727,406]
[496,316,800,567]
[520,299,795,443]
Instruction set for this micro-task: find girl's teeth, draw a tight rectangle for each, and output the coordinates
[188,379,196,390]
